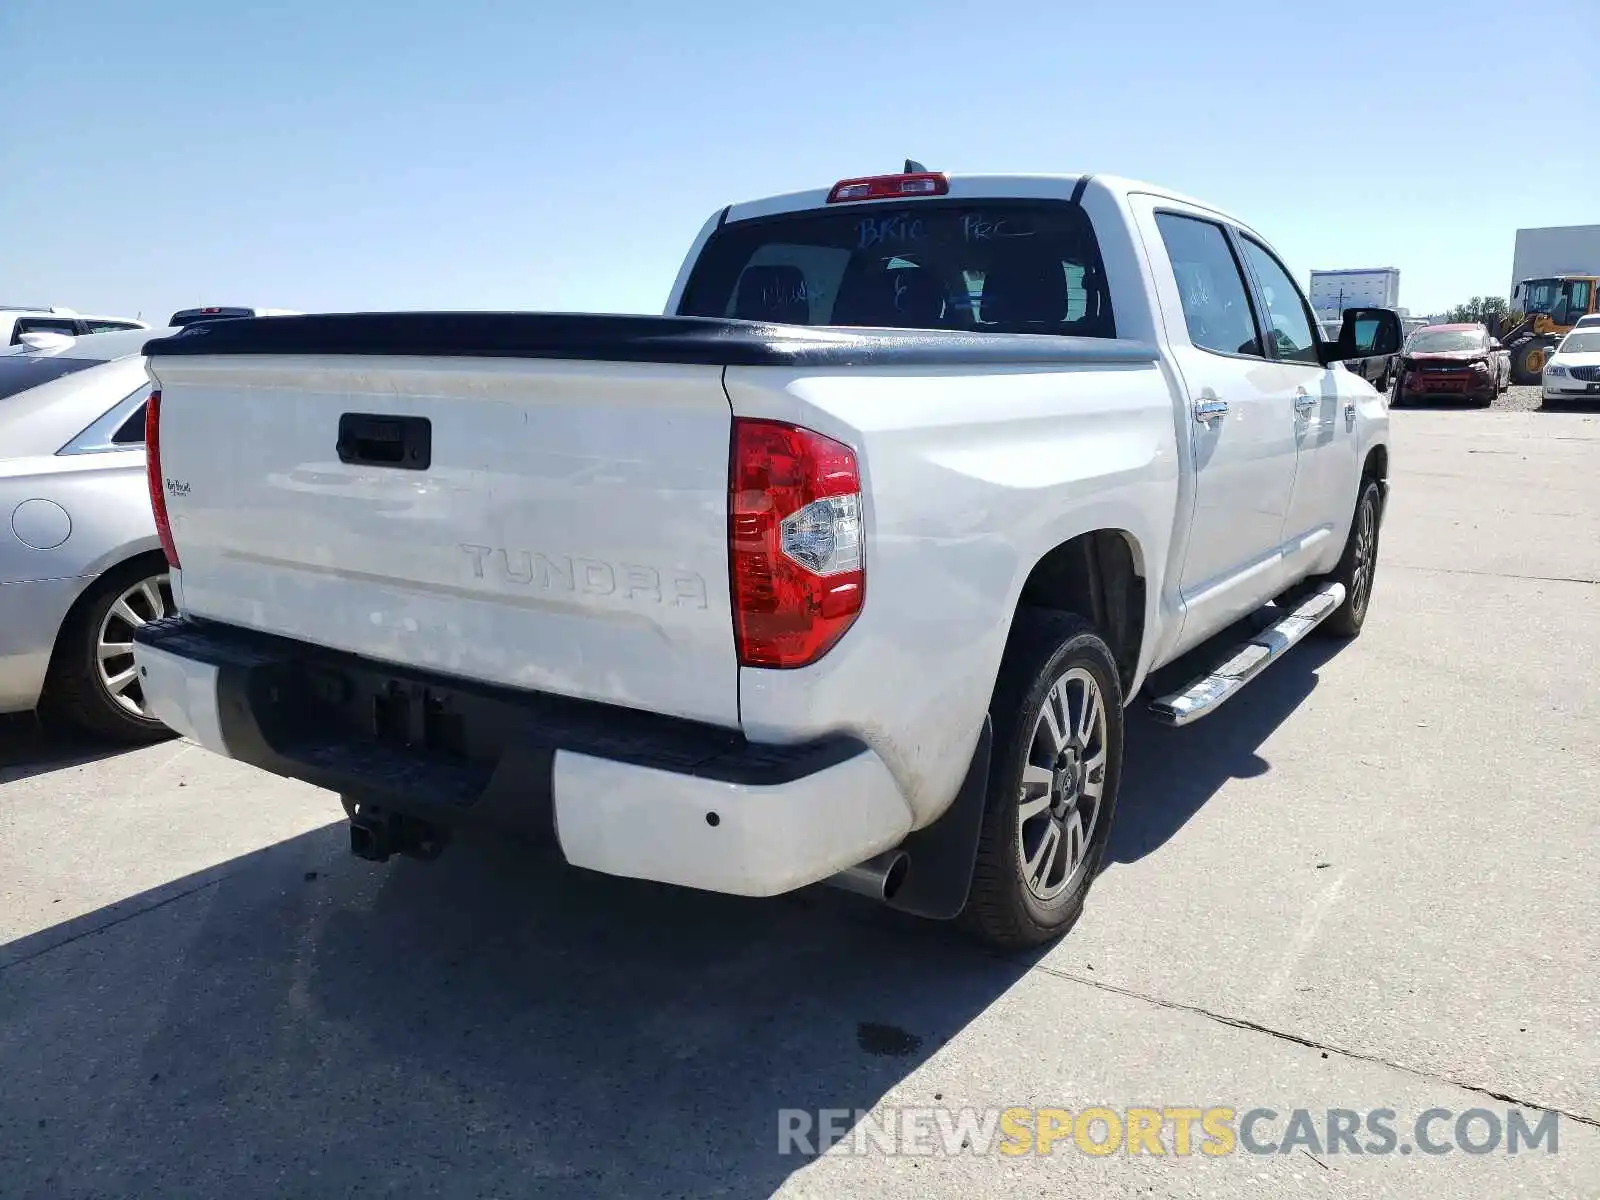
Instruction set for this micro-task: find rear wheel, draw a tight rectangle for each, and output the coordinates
[43,557,177,743]
[962,611,1124,950]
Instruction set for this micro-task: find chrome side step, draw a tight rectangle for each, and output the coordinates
[1149,582,1346,727]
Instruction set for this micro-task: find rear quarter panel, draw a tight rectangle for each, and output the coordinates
[725,360,1181,827]
[0,450,158,710]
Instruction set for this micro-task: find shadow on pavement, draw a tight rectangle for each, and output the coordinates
[0,621,1351,1196]
[1109,628,1342,865]
[0,711,162,784]
[1537,397,1600,414]
[0,823,1026,1198]
[1390,396,1495,411]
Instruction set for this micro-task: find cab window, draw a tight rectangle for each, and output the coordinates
[1238,238,1319,365]
[1562,280,1591,320]
[681,200,1115,337]
[1153,213,1263,358]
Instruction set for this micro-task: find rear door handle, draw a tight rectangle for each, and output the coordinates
[1293,390,1317,415]
[1194,399,1229,424]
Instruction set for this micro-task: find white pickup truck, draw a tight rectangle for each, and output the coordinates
[132,169,1398,948]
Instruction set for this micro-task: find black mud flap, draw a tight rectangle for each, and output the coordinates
[884,717,992,921]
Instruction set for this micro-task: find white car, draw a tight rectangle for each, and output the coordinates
[1,307,148,346]
[1569,313,1600,332]
[132,170,1393,948]
[1540,328,1600,406]
[0,326,177,740]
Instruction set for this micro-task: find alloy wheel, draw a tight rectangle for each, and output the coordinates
[95,573,172,717]
[1350,496,1376,619]
[1017,666,1109,901]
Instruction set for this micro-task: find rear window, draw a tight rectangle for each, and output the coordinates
[680,200,1114,337]
[1408,330,1485,354]
[0,355,103,401]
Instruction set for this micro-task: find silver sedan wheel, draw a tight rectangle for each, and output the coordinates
[1017,666,1109,901]
[95,573,172,717]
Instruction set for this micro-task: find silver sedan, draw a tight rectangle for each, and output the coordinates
[0,327,179,741]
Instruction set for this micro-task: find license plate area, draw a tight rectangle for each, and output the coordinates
[256,643,744,786]
[298,660,516,771]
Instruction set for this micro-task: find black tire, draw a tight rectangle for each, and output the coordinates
[1316,478,1383,639]
[1508,337,1546,387]
[42,556,177,744]
[961,610,1124,950]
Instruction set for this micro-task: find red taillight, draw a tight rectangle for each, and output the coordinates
[730,419,864,668]
[826,172,949,204]
[144,389,180,568]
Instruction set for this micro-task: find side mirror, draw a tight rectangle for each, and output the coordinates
[1328,307,1402,364]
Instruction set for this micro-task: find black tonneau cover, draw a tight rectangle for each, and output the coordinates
[142,312,1156,369]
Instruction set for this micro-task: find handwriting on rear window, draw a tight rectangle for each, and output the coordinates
[963,215,1035,242]
[857,215,927,249]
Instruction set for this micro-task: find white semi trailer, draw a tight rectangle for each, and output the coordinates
[1309,268,1400,322]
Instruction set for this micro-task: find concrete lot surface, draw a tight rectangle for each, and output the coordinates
[2,403,1596,1198]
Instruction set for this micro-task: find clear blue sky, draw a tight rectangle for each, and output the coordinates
[3,0,1595,324]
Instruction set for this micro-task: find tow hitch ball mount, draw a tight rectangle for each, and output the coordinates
[347,809,450,863]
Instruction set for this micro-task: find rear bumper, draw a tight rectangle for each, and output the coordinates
[131,617,913,896]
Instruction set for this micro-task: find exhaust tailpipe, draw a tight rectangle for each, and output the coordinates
[823,850,910,903]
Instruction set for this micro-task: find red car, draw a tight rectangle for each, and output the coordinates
[1393,323,1510,407]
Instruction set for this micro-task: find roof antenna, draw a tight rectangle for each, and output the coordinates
[904,159,928,173]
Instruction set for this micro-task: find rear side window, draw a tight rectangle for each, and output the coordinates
[112,394,151,444]
[10,317,78,344]
[82,320,143,334]
[1154,213,1263,357]
[680,201,1115,337]
[0,355,104,400]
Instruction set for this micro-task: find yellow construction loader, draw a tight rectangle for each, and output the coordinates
[1501,275,1600,384]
